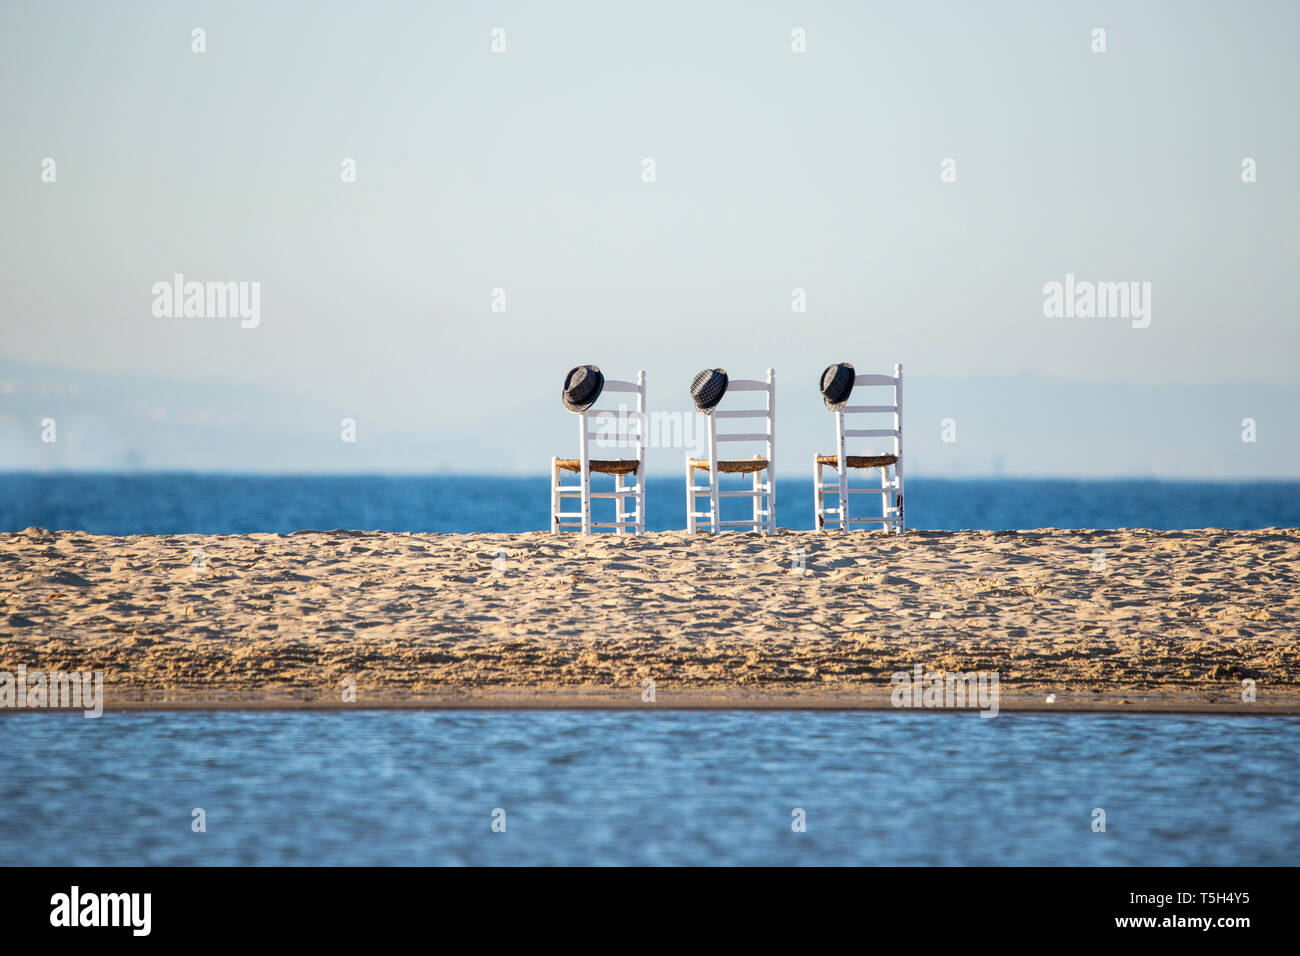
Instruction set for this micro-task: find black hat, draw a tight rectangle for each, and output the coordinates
[690,368,728,414]
[820,362,855,411]
[562,365,604,413]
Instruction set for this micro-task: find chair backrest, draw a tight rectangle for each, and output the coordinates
[578,370,647,468]
[706,368,775,470]
[832,363,902,463]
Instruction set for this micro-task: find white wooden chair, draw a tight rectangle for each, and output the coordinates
[686,369,776,534]
[551,370,647,535]
[814,364,904,533]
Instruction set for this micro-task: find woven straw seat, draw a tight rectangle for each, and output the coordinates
[689,456,769,475]
[555,458,639,476]
[815,453,898,470]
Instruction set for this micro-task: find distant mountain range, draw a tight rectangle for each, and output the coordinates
[2,358,1297,478]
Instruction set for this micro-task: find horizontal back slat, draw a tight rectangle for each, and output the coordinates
[853,374,898,386]
[717,432,771,442]
[844,428,898,438]
[601,380,642,393]
[725,380,770,391]
[586,432,645,442]
[843,404,897,414]
[713,409,768,419]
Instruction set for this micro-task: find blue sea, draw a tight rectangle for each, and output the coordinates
[1,711,1296,866]
[2,473,1298,533]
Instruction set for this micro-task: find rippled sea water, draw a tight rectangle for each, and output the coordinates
[2,711,1296,866]
[3,473,1299,533]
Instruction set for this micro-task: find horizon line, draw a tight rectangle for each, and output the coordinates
[3,469,1300,484]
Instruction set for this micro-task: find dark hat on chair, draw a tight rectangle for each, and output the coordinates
[820,362,855,411]
[690,368,728,414]
[562,365,605,413]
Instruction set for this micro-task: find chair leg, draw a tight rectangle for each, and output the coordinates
[636,469,645,535]
[685,457,695,534]
[580,465,591,536]
[613,472,623,535]
[814,459,823,531]
[752,469,761,532]
[550,457,560,534]
[767,469,773,534]
[880,465,891,531]
[766,467,775,534]
[838,463,849,533]
[709,466,720,533]
[896,465,905,534]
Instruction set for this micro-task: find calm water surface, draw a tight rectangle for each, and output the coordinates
[2,711,1296,866]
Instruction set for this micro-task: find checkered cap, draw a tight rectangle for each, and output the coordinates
[690,368,729,414]
[562,365,604,413]
[820,363,855,411]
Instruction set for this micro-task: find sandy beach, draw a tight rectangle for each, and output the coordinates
[1,526,1297,713]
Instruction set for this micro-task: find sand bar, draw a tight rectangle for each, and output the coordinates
[1,527,1297,713]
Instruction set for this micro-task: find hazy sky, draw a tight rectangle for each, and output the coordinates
[2,1,1297,475]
